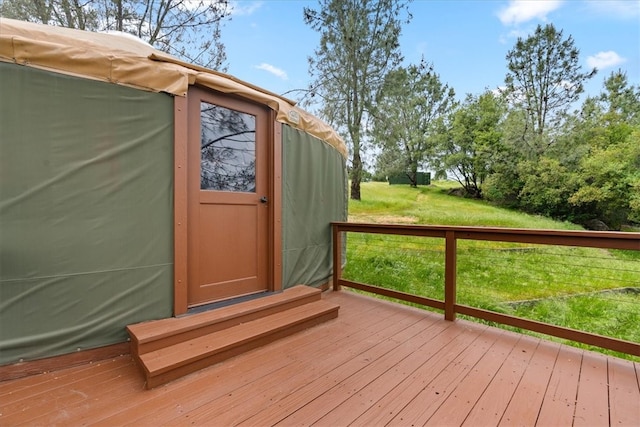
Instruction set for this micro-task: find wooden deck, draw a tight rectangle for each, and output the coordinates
[1,290,639,426]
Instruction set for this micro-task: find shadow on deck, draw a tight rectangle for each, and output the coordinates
[1,290,639,426]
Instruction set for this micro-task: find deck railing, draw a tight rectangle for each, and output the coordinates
[332,222,640,357]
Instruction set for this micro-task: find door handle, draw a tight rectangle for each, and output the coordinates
[260,196,268,204]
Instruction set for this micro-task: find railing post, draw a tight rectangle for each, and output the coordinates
[332,224,342,291]
[444,231,457,321]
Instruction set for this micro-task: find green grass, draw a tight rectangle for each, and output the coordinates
[343,181,640,360]
[510,292,640,342]
[349,181,583,229]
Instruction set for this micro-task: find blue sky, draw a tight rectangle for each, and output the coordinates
[221,0,639,105]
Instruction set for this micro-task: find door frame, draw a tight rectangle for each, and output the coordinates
[173,87,282,316]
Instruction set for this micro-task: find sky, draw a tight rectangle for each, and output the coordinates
[220,0,640,106]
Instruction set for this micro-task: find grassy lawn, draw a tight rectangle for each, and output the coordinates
[349,181,583,229]
[343,181,640,360]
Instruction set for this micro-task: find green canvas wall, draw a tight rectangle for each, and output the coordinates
[0,63,174,365]
[282,126,348,289]
[0,62,348,366]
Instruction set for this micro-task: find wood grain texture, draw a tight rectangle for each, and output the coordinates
[1,290,638,426]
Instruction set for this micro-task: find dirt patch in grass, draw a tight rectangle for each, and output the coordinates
[348,213,418,224]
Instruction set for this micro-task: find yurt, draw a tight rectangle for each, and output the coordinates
[0,18,348,371]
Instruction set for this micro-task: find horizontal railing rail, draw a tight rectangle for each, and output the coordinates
[332,222,640,357]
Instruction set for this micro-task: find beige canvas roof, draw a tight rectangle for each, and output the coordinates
[0,18,346,157]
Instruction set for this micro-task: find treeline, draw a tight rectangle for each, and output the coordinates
[302,1,638,230]
[368,24,639,230]
[439,71,639,230]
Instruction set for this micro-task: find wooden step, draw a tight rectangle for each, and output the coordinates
[126,285,339,389]
[140,300,339,389]
[127,285,322,357]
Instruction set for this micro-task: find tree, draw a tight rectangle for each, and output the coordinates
[0,0,230,69]
[439,91,504,198]
[372,60,455,187]
[502,23,596,157]
[569,131,640,228]
[598,70,640,125]
[517,157,577,218]
[566,74,640,228]
[484,69,640,228]
[303,0,411,200]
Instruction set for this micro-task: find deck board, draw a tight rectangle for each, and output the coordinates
[573,352,610,426]
[608,358,640,425]
[0,356,125,402]
[170,303,431,425]
[308,321,455,427]
[1,290,638,426]
[349,325,485,427]
[461,334,539,426]
[426,331,521,426]
[248,318,472,427]
[390,327,507,426]
[92,295,379,425]
[274,317,448,426]
[1,358,135,425]
[535,344,583,426]
[498,339,560,426]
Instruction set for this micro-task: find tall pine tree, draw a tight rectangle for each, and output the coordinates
[304,0,411,200]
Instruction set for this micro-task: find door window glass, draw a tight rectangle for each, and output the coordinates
[200,102,256,192]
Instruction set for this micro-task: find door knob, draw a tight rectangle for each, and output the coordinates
[260,196,268,203]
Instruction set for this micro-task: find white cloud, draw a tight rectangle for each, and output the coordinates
[497,0,563,26]
[229,1,264,16]
[584,0,640,19]
[587,51,627,69]
[255,63,288,80]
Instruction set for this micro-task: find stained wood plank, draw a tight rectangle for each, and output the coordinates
[307,321,459,427]
[461,334,539,426]
[141,300,335,374]
[26,358,144,426]
[275,317,451,426]
[0,342,129,382]
[536,345,583,426]
[236,304,455,427]
[382,326,505,426]
[0,291,638,427]
[130,285,319,349]
[141,300,338,389]
[0,356,124,401]
[349,324,488,427]
[165,306,433,425]
[573,352,610,426]
[19,294,367,426]
[424,331,521,425]
[28,304,365,426]
[0,358,136,425]
[93,292,408,425]
[498,339,561,426]
[0,356,129,405]
[608,358,640,425]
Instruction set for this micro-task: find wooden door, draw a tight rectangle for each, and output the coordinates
[187,87,270,306]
